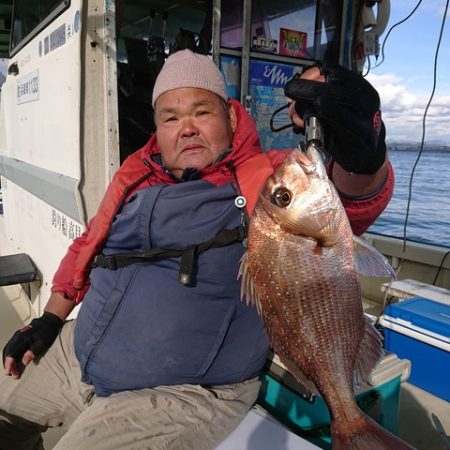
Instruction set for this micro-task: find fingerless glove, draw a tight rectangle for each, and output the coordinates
[284,61,386,175]
[2,311,64,366]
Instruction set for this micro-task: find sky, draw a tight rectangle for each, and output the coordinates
[365,0,450,144]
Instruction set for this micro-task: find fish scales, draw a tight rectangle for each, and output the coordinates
[248,206,364,390]
[240,147,415,450]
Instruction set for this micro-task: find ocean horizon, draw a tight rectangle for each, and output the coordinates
[368,144,450,248]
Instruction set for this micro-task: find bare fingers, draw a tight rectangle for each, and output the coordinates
[4,350,35,379]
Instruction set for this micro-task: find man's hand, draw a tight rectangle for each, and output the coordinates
[3,311,63,379]
[284,61,386,175]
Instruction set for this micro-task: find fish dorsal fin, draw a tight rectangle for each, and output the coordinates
[353,236,396,279]
[238,252,263,315]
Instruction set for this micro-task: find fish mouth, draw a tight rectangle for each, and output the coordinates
[292,150,317,174]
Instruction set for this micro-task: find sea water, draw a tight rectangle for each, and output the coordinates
[368,146,450,248]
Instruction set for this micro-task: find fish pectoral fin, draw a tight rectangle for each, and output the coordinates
[238,252,263,315]
[353,236,396,278]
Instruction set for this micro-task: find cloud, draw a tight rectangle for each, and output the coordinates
[367,72,450,143]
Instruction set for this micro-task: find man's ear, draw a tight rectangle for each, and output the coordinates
[228,102,238,133]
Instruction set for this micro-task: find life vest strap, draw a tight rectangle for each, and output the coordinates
[91,225,247,285]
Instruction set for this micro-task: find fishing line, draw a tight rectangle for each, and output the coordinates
[401,0,449,256]
[433,250,450,285]
[376,0,449,320]
[374,0,423,69]
[362,54,371,77]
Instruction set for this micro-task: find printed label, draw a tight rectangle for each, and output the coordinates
[17,70,39,104]
[51,208,82,241]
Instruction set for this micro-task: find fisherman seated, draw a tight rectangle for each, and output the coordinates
[1,50,391,449]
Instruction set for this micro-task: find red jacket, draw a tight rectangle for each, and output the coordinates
[52,100,394,302]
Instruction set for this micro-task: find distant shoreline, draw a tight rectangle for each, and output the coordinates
[387,143,450,152]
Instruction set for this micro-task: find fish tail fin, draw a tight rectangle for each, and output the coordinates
[332,415,415,450]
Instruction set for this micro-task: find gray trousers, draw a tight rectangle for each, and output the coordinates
[0,321,260,450]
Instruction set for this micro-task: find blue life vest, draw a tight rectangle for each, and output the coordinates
[74,180,269,396]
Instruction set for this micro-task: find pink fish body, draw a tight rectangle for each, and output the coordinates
[240,146,414,450]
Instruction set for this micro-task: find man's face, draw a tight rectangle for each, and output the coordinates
[154,88,237,178]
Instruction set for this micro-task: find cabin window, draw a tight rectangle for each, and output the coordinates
[115,1,212,162]
[10,0,70,56]
[114,0,343,163]
[221,0,342,63]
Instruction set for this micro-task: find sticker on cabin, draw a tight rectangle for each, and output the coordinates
[249,60,302,151]
[40,21,75,58]
[50,24,67,51]
[74,11,80,34]
[221,55,241,100]
[17,70,39,105]
[44,36,50,55]
[252,35,278,53]
[279,28,307,58]
[249,60,293,88]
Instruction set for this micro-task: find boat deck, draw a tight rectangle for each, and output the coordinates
[0,284,449,450]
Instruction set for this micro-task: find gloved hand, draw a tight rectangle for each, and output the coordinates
[2,311,64,372]
[284,61,386,175]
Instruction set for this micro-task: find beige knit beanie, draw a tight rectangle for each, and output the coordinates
[152,49,228,107]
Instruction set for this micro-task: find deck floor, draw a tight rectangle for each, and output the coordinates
[1,285,449,450]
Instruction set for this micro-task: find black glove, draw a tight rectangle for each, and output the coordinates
[2,312,64,368]
[284,61,386,175]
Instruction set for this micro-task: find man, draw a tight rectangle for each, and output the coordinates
[0,50,392,450]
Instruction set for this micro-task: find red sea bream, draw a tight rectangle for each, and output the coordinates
[240,146,415,449]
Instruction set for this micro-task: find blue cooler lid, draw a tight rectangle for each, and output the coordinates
[384,297,450,340]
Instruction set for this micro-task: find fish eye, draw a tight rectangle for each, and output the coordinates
[271,187,292,207]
